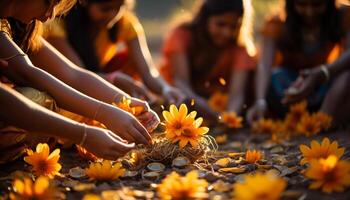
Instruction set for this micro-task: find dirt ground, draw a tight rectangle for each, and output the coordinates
[1,127,349,200]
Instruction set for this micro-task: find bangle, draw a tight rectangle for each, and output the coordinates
[79,124,87,146]
[256,99,267,107]
[93,103,102,121]
[320,64,330,82]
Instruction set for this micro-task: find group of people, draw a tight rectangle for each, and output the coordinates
[1,0,350,164]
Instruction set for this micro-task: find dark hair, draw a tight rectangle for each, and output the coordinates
[182,0,252,72]
[65,0,123,72]
[278,0,342,52]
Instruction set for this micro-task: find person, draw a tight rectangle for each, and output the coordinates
[160,0,256,120]
[0,0,159,163]
[247,0,350,125]
[44,0,184,105]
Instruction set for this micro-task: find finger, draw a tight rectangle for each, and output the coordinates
[130,99,150,112]
[116,131,135,143]
[112,141,135,154]
[126,124,148,144]
[132,120,152,143]
[107,131,128,143]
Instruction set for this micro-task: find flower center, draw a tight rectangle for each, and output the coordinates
[174,121,183,129]
[37,160,48,173]
[182,128,195,137]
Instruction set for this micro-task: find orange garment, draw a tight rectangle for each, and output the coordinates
[44,12,143,78]
[160,27,256,97]
[261,5,350,69]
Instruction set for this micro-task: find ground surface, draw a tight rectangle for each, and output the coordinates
[0,128,349,200]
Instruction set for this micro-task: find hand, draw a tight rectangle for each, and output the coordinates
[136,109,160,133]
[99,104,152,145]
[129,96,150,112]
[162,85,185,105]
[282,67,324,105]
[82,126,135,160]
[114,75,151,100]
[246,99,268,124]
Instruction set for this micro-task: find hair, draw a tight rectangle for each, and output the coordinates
[277,0,344,52]
[182,0,255,73]
[65,0,134,72]
[9,0,77,52]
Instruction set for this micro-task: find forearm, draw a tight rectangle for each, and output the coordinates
[327,50,350,79]
[255,63,270,100]
[0,85,84,143]
[30,39,129,104]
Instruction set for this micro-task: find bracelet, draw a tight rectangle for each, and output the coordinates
[93,103,102,121]
[79,124,87,146]
[320,65,330,82]
[256,99,267,107]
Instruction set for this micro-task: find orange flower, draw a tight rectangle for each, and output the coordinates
[85,160,125,181]
[76,145,99,162]
[299,137,345,165]
[305,155,350,193]
[10,176,63,200]
[215,134,228,144]
[297,114,321,137]
[233,172,287,200]
[163,104,209,149]
[114,96,144,116]
[208,92,228,112]
[252,119,277,135]
[158,171,208,200]
[24,143,61,178]
[313,112,332,130]
[245,150,263,164]
[220,112,243,128]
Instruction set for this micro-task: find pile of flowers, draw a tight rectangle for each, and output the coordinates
[253,101,332,142]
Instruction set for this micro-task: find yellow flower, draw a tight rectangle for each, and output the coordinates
[233,172,286,200]
[158,171,208,200]
[252,119,276,134]
[299,137,345,165]
[10,176,63,200]
[245,150,263,164]
[297,114,321,137]
[85,160,125,181]
[221,112,243,128]
[114,96,144,116]
[208,91,228,112]
[163,104,209,149]
[313,112,332,130]
[284,101,308,133]
[24,143,61,178]
[305,155,350,193]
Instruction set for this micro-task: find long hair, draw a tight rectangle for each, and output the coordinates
[183,0,255,73]
[65,0,134,72]
[9,0,77,52]
[278,0,343,52]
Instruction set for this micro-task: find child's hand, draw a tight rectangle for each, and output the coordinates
[246,99,267,124]
[82,127,135,160]
[162,86,185,105]
[100,105,152,145]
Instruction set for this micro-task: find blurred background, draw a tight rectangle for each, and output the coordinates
[133,0,280,63]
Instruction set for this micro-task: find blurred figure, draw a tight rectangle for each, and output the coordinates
[160,0,256,121]
[45,0,184,105]
[247,0,350,125]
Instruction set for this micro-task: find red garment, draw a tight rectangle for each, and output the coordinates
[160,27,256,97]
